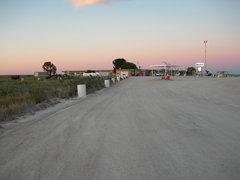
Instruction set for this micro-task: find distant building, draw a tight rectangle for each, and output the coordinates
[34,72,48,77]
[149,62,181,76]
[62,70,84,76]
[62,70,112,77]
[116,69,131,78]
[98,70,113,77]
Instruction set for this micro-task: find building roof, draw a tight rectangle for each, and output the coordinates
[150,61,180,69]
[62,70,112,73]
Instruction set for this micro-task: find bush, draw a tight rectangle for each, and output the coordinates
[0,76,105,121]
[186,67,196,76]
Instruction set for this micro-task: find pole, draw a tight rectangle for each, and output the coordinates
[77,84,86,98]
[104,79,110,88]
[204,40,208,70]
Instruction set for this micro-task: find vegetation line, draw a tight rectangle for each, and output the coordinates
[0,76,106,121]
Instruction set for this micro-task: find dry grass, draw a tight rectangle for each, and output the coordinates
[0,76,106,121]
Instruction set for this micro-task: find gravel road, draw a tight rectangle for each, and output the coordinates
[0,77,240,180]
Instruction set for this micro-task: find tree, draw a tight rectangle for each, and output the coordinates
[112,58,138,72]
[186,67,196,76]
[121,62,137,70]
[42,61,57,78]
[113,58,127,70]
[179,70,187,76]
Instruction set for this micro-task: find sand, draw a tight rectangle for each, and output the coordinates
[0,77,240,180]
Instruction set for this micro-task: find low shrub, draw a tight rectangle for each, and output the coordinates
[0,76,105,121]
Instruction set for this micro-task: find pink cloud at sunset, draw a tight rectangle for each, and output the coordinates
[72,0,107,7]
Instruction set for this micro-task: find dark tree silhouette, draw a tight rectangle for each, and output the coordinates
[113,58,138,73]
[113,58,127,70]
[121,62,137,70]
[186,67,196,76]
[42,61,57,78]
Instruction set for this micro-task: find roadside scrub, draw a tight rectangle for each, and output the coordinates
[0,76,105,121]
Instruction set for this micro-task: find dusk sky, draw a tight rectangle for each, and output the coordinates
[0,0,240,74]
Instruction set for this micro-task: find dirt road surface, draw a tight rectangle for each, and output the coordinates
[0,77,240,180]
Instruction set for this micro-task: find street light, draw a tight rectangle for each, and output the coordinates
[204,40,208,70]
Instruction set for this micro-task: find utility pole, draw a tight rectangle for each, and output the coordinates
[204,40,208,70]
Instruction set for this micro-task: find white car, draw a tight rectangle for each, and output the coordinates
[83,71,100,77]
[155,73,164,76]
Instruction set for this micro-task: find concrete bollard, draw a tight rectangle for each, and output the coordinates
[77,84,86,98]
[111,78,116,84]
[104,80,110,88]
[117,77,120,82]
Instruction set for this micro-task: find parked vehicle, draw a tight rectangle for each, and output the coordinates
[155,73,164,76]
[205,70,212,76]
[83,70,100,77]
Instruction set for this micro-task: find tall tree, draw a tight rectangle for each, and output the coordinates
[121,62,138,69]
[113,58,138,71]
[113,58,127,70]
[42,61,57,77]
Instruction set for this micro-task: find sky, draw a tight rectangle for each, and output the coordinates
[0,0,240,74]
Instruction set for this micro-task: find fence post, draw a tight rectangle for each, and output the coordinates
[117,77,120,82]
[77,84,86,98]
[104,80,110,88]
[111,77,116,84]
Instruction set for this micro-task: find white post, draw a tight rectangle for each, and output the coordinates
[111,78,116,84]
[104,80,110,88]
[77,84,86,98]
[117,77,120,82]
